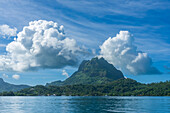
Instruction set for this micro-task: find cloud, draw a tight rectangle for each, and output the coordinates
[2,73,8,78]
[62,70,69,78]
[91,49,96,55]
[99,31,161,75]
[0,24,17,38]
[0,20,89,72]
[0,44,6,47]
[12,74,20,80]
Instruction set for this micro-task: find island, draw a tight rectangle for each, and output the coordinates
[0,58,169,96]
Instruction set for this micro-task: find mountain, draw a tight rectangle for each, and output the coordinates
[0,78,30,92]
[46,57,124,86]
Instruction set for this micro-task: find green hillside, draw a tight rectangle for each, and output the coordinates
[0,78,30,92]
[4,78,169,96]
[46,57,124,86]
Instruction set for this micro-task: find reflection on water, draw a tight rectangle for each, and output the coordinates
[0,96,169,113]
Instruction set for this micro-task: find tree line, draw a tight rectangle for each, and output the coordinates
[0,78,169,96]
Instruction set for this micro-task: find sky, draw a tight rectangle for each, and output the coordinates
[0,0,170,85]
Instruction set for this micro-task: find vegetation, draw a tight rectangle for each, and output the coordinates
[0,57,169,96]
[46,57,124,86]
[1,78,169,96]
[0,78,30,92]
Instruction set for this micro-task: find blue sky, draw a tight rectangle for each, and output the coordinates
[0,0,170,85]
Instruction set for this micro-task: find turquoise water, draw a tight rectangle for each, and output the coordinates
[0,96,169,113]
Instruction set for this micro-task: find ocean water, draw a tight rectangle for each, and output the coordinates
[0,96,169,113]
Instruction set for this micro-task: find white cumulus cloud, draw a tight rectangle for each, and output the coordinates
[0,20,88,72]
[12,74,20,80]
[99,31,161,75]
[62,70,69,78]
[0,24,17,38]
